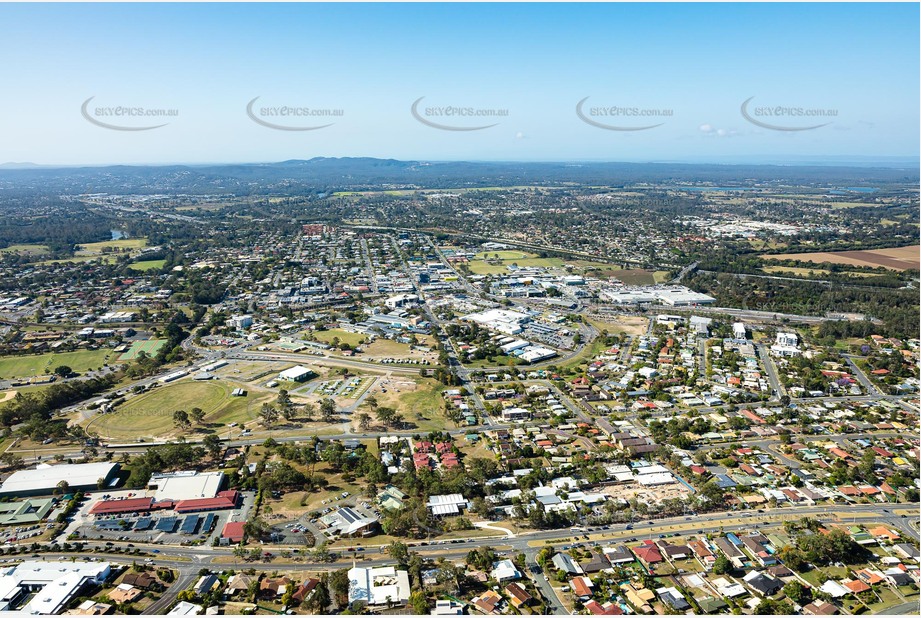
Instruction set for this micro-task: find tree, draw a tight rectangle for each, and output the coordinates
[53,365,73,378]
[376,406,397,426]
[306,577,330,612]
[858,450,877,483]
[243,515,270,541]
[202,434,222,459]
[279,405,296,422]
[172,410,190,429]
[259,403,279,426]
[409,590,428,614]
[783,581,813,605]
[329,569,350,607]
[54,480,70,496]
[321,442,347,471]
[311,541,332,562]
[320,398,337,422]
[776,546,808,571]
[712,554,732,575]
[699,480,725,506]
[387,541,410,566]
[189,407,205,425]
[356,412,373,431]
[277,389,292,410]
[471,496,492,518]
[0,452,24,470]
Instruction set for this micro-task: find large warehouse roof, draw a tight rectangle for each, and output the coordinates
[0,462,119,496]
[149,471,225,501]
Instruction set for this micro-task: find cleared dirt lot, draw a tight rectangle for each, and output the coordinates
[763,245,919,271]
[598,481,692,504]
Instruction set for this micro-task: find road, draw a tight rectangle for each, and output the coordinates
[21,501,917,614]
[524,547,567,614]
[669,260,699,284]
[755,343,785,396]
[842,354,883,396]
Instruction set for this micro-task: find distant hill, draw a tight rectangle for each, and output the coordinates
[0,157,916,195]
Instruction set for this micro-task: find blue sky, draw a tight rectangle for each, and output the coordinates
[0,2,917,165]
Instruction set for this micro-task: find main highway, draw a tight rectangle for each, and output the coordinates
[22,502,918,614]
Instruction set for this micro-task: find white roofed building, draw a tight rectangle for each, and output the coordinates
[278,365,315,382]
[0,462,120,497]
[347,566,411,606]
[148,471,224,501]
[426,494,467,516]
[0,561,111,614]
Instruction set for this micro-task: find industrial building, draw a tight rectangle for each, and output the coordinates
[0,462,120,498]
[426,493,468,516]
[462,308,530,335]
[148,471,225,502]
[654,287,717,306]
[278,365,315,382]
[600,286,716,307]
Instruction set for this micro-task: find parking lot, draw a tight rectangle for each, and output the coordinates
[72,491,256,546]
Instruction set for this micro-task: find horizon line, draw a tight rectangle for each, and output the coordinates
[2,154,919,171]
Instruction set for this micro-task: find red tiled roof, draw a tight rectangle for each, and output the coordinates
[175,491,240,513]
[584,600,623,615]
[571,576,593,597]
[632,544,663,563]
[89,497,155,515]
[222,521,245,541]
[844,580,871,594]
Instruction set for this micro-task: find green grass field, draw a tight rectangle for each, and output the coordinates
[40,237,149,265]
[467,250,612,276]
[40,255,118,265]
[393,379,447,429]
[368,378,448,431]
[312,329,367,348]
[128,259,166,272]
[76,238,148,253]
[0,244,49,255]
[468,251,565,275]
[118,339,166,361]
[475,250,533,260]
[0,349,114,379]
[86,379,271,441]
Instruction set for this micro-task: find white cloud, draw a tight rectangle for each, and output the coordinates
[699,123,737,137]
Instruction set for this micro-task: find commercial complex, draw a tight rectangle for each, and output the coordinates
[0,462,120,498]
